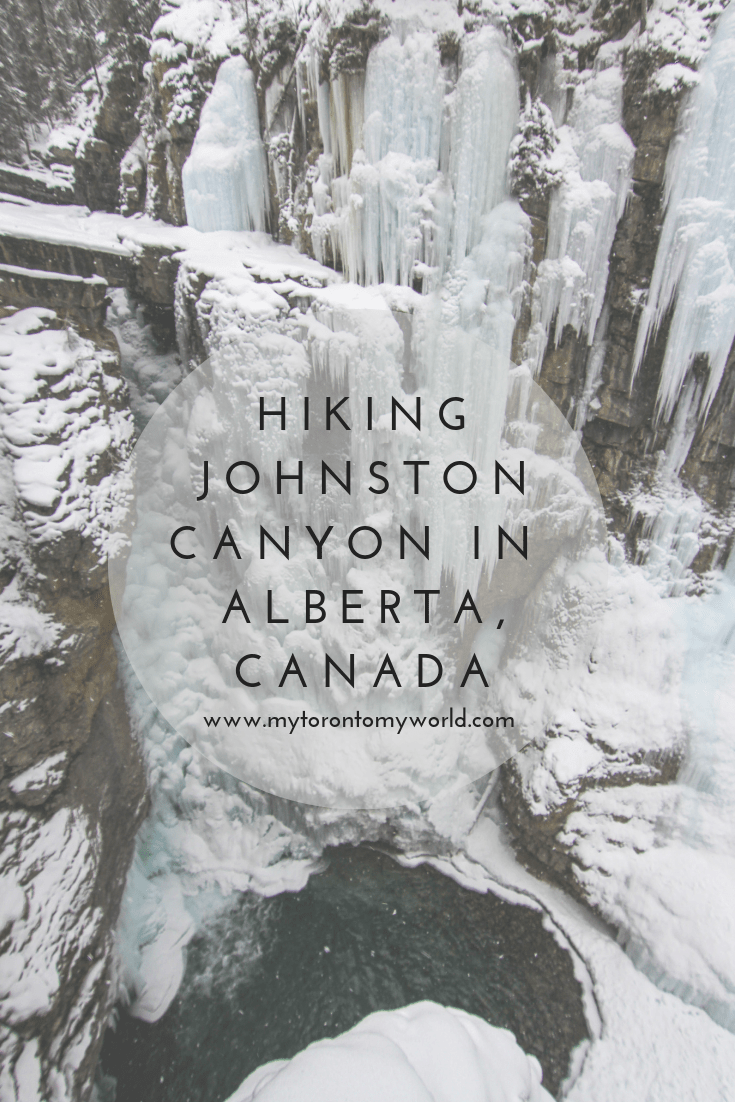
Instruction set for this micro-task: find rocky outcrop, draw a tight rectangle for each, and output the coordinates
[0,220,181,314]
[0,307,147,1101]
[497,7,735,922]
[0,233,129,290]
[500,736,683,897]
[74,52,151,213]
[0,163,74,206]
[516,13,735,561]
[142,48,220,226]
[0,265,108,330]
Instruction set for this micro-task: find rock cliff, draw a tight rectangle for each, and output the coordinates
[0,304,147,1100]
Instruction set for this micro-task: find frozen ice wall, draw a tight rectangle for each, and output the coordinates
[308,27,519,287]
[633,2,735,422]
[529,44,634,374]
[182,56,270,233]
[447,29,520,268]
[112,263,606,820]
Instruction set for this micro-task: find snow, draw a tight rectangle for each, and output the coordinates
[0,799,119,1102]
[638,0,725,71]
[11,1040,43,1102]
[106,290,185,431]
[226,1002,553,1102]
[26,52,121,196]
[0,876,26,934]
[633,1,735,422]
[152,0,242,62]
[9,753,68,799]
[0,576,63,664]
[459,819,735,1102]
[652,62,700,92]
[490,534,735,1037]
[0,194,340,303]
[0,308,134,560]
[0,808,101,1023]
[0,262,106,287]
[561,568,735,1031]
[0,162,73,196]
[0,198,133,258]
[182,57,271,234]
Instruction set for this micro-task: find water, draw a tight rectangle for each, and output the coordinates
[101,846,588,1102]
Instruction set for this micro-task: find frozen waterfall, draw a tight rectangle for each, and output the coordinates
[307,27,519,287]
[529,43,634,373]
[114,17,610,1026]
[633,2,735,422]
[182,56,270,234]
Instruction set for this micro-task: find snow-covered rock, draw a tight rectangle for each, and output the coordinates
[0,307,147,1101]
[226,1002,554,1102]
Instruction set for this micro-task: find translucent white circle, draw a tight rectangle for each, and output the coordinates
[109,311,607,808]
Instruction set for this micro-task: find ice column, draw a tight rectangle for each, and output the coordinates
[310,31,445,286]
[447,28,520,266]
[530,48,634,370]
[309,27,520,288]
[182,56,270,234]
[633,3,735,422]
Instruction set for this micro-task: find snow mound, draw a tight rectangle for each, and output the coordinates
[0,307,133,560]
[226,1002,553,1102]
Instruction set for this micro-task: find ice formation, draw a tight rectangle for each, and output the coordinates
[115,28,603,819]
[633,1,735,421]
[2,2,720,1090]
[529,44,635,373]
[447,29,520,268]
[226,1002,553,1102]
[182,57,270,234]
[307,27,519,286]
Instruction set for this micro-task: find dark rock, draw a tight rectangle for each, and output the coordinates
[0,308,147,1100]
[0,263,109,329]
[0,163,74,205]
[0,232,130,286]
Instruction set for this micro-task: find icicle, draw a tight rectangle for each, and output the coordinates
[312,27,520,290]
[447,28,520,266]
[296,46,332,158]
[182,57,270,234]
[531,50,634,370]
[573,303,610,430]
[330,71,366,178]
[312,30,446,287]
[632,3,735,423]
